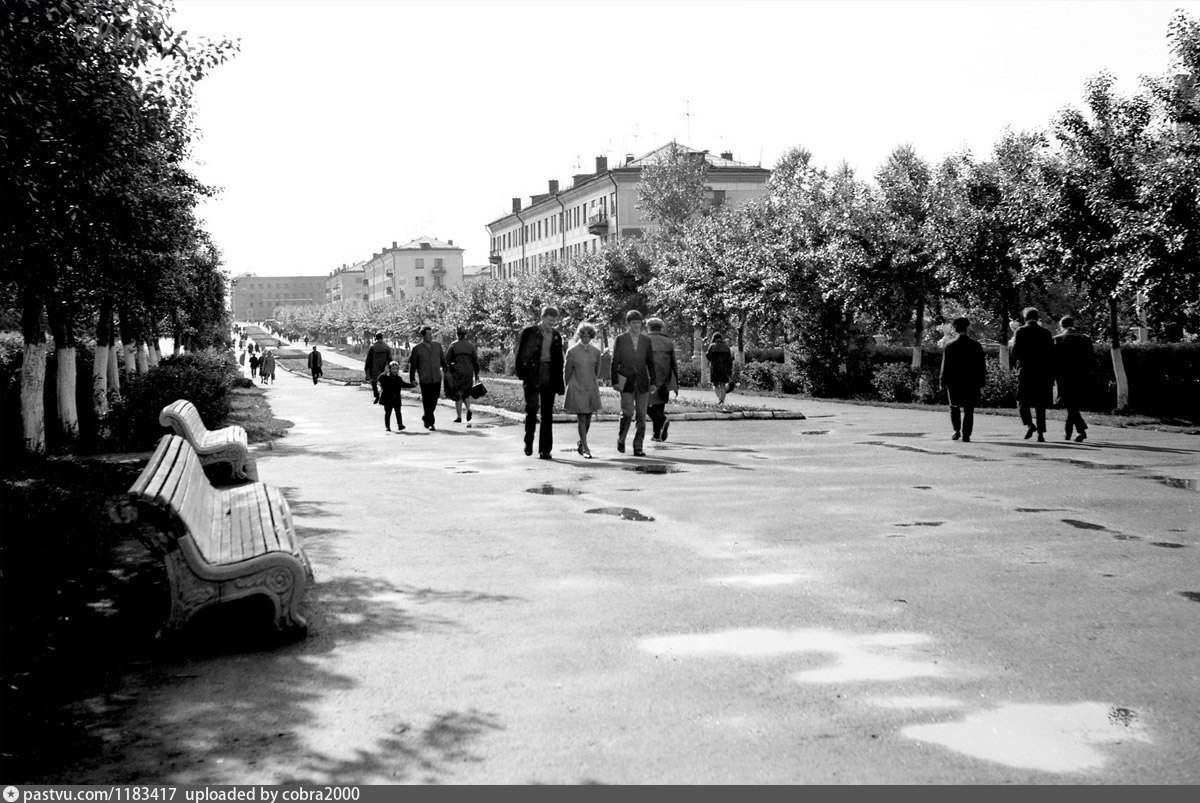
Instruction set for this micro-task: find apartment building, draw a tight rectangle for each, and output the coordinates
[326,261,369,304]
[230,274,327,322]
[485,143,770,279]
[362,236,465,302]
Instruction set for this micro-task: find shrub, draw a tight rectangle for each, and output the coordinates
[978,358,1017,408]
[770,362,804,394]
[872,364,920,403]
[677,359,701,387]
[476,348,504,374]
[743,360,777,391]
[107,351,238,450]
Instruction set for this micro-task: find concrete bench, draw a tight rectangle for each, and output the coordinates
[160,398,257,482]
[110,434,313,638]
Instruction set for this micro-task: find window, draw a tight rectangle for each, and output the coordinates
[415,276,425,287]
[433,274,443,288]
[415,258,424,269]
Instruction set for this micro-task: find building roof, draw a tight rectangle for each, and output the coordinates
[620,142,751,169]
[396,236,462,251]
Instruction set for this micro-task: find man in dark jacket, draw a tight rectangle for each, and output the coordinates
[1011,307,1055,442]
[611,310,658,456]
[363,332,393,403]
[515,306,565,459]
[307,345,323,385]
[408,326,448,431]
[646,317,679,443]
[1054,315,1093,442]
[939,317,987,443]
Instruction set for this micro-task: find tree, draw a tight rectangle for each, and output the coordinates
[636,142,710,235]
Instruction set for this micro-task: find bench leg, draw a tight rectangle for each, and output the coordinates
[229,563,309,638]
[162,551,220,634]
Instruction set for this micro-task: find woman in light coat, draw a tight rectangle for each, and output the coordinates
[563,322,602,458]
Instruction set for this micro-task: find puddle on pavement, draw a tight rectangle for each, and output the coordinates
[526,484,581,496]
[625,464,683,475]
[586,507,655,521]
[902,702,1150,773]
[1150,542,1188,549]
[859,440,1000,463]
[639,627,946,683]
[872,432,926,438]
[1061,519,1107,531]
[1178,591,1200,602]
[1112,534,1142,541]
[799,430,830,436]
[617,488,642,492]
[912,486,932,490]
[895,521,945,527]
[1016,507,1068,513]
[1149,476,1199,491]
[713,572,812,587]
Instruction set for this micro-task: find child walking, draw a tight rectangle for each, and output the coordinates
[377,360,413,432]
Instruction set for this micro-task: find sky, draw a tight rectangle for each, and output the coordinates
[171,0,1200,277]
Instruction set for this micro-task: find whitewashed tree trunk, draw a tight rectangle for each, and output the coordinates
[146,340,160,369]
[136,343,149,374]
[998,343,1011,373]
[108,345,120,393]
[1111,347,1130,412]
[696,323,709,385]
[93,344,110,417]
[21,342,47,454]
[56,346,79,442]
[123,340,137,381]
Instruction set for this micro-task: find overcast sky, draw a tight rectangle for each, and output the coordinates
[172,0,1200,277]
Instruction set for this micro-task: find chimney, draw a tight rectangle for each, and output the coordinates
[392,241,397,249]
[512,197,522,213]
[548,179,559,194]
[448,239,454,245]
[595,155,608,173]
[720,151,733,161]
[625,153,634,165]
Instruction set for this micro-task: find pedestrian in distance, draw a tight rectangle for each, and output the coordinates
[307,345,323,386]
[248,350,260,379]
[446,327,481,425]
[516,305,565,459]
[363,331,393,404]
[239,348,246,368]
[378,360,413,432]
[563,321,602,459]
[259,348,276,385]
[706,333,734,406]
[598,345,613,388]
[646,317,679,442]
[1011,307,1055,442]
[611,310,657,457]
[939,317,987,443]
[1054,315,1093,443]
[408,326,448,431]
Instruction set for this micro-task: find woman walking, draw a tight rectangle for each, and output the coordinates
[563,322,602,458]
[705,333,734,406]
[259,348,276,385]
[446,327,481,425]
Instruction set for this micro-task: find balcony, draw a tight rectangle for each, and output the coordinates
[587,212,609,235]
[488,252,502,265]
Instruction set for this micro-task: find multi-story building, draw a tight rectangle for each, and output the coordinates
[463,265,492,282]
[230,274,327,322]
[362,236,465,302]
[485,143,770,279]
[327,261,369,304]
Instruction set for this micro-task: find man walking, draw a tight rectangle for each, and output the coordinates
[646,317,679,442]
[364,332,392,404]
[1011,307,1055,442]
[408,326,448,431]
[516,306,565,459]
[1054,315,1093,442]
[939,317,987,443]
[307,345,323,386]
[611,310,657,457]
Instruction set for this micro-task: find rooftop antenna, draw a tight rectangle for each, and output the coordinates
[573,154,581,170]
[684,99,692,145]
[633,121,639,153]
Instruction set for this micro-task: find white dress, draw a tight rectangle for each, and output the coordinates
[563,343,602,414]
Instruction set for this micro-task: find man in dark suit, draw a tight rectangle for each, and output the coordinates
[646,317,679,442]
[939,317,987,442]
[515,306,565,459]
[610,310,658,456]
[1054,315,1093,442]
[1011,306,1055,442]
[363,332,392,403]
[307,345,323,385]
[408,326,448,431]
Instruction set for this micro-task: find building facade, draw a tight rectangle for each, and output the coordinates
[327,261,369,304]
[362,236,465,302]
[230,274,328,322]
[485,144,770,279]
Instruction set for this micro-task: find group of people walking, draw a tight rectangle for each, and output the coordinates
[364,329,482,432]
[239,342,276,385]
[940,307,1092,443]
[517,306,679,460]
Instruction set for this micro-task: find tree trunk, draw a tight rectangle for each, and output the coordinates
[136,342,149,374]
[172,308,183,354]
[735,319,746,366]
[107,341,120,395]
[146,338,160,369]
[20,293,48,454]
[997,309,1011,373]
[49,305,80,445]
[93,303,112,418]
[118,310,137,380]
[1109,296,1130,412]
[911,299,925,370]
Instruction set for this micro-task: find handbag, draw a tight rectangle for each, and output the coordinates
[468,382,488,399]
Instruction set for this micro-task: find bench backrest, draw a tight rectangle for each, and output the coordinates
[127,435,215,548]
[161,399,209,439]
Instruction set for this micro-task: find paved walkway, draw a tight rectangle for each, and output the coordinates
[53,356,1199,784]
